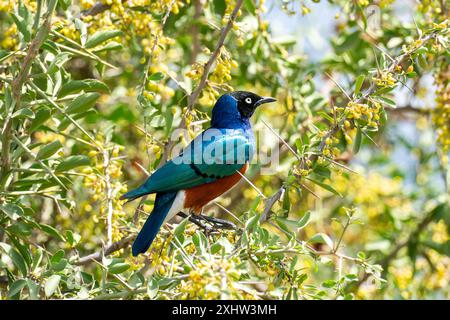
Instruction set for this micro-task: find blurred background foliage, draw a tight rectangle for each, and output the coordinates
[0,0,448,300]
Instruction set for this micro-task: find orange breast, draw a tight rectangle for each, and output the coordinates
[184,163,249,213]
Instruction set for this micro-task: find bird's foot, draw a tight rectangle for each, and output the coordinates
[177,212,237,234]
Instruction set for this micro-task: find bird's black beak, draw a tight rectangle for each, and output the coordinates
[255,97,277,107]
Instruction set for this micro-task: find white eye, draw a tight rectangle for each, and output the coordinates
[245,97,252,104]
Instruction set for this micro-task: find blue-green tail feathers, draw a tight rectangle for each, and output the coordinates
[131,192,177,256]
[119,185,150,202]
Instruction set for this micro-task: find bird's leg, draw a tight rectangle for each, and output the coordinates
[177,211,217,235]
[176,210,237,232]
[198,215,237,230]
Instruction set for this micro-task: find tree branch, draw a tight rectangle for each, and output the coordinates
[81,2,111,16]
[75,236,134,266]
[1,0,57,189]
[76,212,238,266]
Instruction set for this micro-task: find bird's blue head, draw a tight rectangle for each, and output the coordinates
[211,91,276,129]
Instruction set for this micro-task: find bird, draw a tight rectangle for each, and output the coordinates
[120,91,276,256]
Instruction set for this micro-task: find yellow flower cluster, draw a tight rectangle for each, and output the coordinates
[331,171,409,219]
[54,17,80,41]
[431,62,450,165]
[82,143,127,243]
[373,71,397,87]
[34,132,66,144]
[0,0,13,13]
[199,52,238,106]
[379,0,395,8]
[346,100,381,128]
[357,0,370,6]
[178,257,251,299]
[0,25,18,50]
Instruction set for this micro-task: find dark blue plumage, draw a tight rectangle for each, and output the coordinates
[121,91,276,256]
[131,192,177,256]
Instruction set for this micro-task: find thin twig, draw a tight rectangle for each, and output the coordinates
[75,236,134,266]
[235,169,266,199]
[103,149,114,246]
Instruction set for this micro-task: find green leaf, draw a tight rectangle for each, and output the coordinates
[415,47,428,55]
[354,75,365,96]
[0,203,24,220]
[306,178,342,197]
[48,52,72,74]
[147,277,159,299]
[317,111,334,123]
[108,262,130,274]
[66,92,100,114]
[8,279,27,298]
[345,274,358,282]
[282,187,290,217]
[148,72,164,81]
[12,108,34,119]
[44,275,61,297]
[40,224,65,241]
[11,4,32,42]
[174,217,189,243]
[245,214,260,232]
[192,231,208,256]
[275,217,298,234]
[26,280,40,300]
[58,110,97,130]
[91,41,123,53]
[51,249,65,264]
[85,30,123,48]
[59,79,109,97]
[65,230,81,247]
[55,155,90,172]
[8,236,32,268]
[297,211,311,229]
[309,233,334,249]
[376,96,396,108]
[59,0,72,10]
[0,243,28,276]
[244,0,256,14]
[322,279,337,288]
[36,140,63,160]
[29,107,52,132]
[353,125,362,154]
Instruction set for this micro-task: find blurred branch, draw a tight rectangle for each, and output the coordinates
[190,0,203,64]
[185,0,243,114]
[387,105,431,116]
[1,0,57,189]
[141,0,176,161]
[103,149,114,246]
[75,235,134,266]
[81,2,111,16]
[260,186,285,223]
